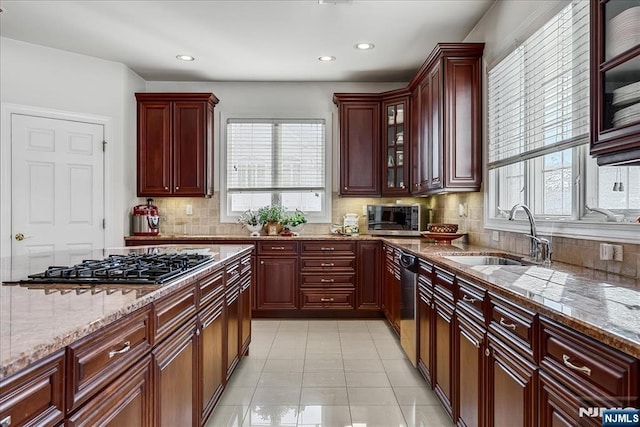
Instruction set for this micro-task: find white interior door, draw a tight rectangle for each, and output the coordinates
[11,113,105,270]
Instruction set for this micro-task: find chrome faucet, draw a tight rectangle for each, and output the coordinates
[508,203,551,265]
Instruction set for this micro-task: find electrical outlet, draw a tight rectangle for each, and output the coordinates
[186,204,193,215]
[492,231,500,242]
[362,205,368,215]
[600,243,613,260]
[612,244,623,261]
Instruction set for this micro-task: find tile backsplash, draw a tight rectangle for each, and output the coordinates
[141,191,638,279]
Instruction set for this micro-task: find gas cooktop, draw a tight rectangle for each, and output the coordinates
[21,252,214,285]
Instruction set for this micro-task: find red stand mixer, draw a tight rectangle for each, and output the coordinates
[132,198,160,236]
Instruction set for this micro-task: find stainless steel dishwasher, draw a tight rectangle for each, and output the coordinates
[399,251,419,367]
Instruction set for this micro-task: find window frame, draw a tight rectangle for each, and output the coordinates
[220,112,332,224]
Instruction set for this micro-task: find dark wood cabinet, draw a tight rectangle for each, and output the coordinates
[67,355,152,427]
[432,266,455,418]
[0,351,65,427]
[356,241,381,310]
[417,260,434,386]
[256,257,298,311]
[382,244,401,334]
[152,317,199,427]
[589,1,640,165]
[240,256,252,356]
[411,43,484,195]
[225,262,241,378]
[333,95,381,196]
[136,93,218,197]
[410,86,422,194]
[382,95,411,195]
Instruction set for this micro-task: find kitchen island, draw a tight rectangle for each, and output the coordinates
[0,243,253,427]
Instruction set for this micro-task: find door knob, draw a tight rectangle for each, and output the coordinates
[15,233,25,241]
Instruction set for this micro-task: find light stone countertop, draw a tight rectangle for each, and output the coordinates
[0,244,253,379]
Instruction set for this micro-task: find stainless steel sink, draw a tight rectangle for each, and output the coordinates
[443,255,525,266]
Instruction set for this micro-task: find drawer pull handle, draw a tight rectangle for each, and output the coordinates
[462,295,476,303]
[271,246,286,250]
[321,247,335,251]
[499,317,517,330]
[321,263,335,267]
[321,279,335,283]
[109,341,131,358]
[562,354,591,376]
[320,298,335,302]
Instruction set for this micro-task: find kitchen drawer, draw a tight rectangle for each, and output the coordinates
[199,266,224,308]
[0,350,65,427]
[300,257,355,272]
[300,240,356,256]
[239,254,252,276]
[488,292,537,361]
[419,259,433,279]
[257,241,298,255]
[434,266,455,297]
[300,274,355,288]
[456,275,486,323]
[539,317,638,405]
[300,288,355,309]
[66,307,152,412]
[154,282,198,343]
[225,259,242,286]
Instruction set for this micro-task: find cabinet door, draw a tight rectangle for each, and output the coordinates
[226,284,240,378]
[338,102,381,196]
[256,257,297,310]
[240,278,252,355]
[382,97,410,196]
[152,318,198,427]
[137,100,172,196]
[539,371,599,427]
[442,56,482,190]
[172,101,207,196]
[433,293,454,417]
[417,280,433,385]
[199,298,225,423]
[356,241,381,310]
[410,87,422,195]
[0,351,64,427]
[456,312,485,427]
[487,337,537,427]
[67,356,152,427]
[428,63,443,192]
[418,78,431,192]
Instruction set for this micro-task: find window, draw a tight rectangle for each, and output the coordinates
[486,0,639,239]
[221,117,330,222]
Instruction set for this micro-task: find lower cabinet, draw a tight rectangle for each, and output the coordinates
[417,260,434,385]
[0,350,65,427]
[152,317,199,427]
[456,312,485,427]
[486,335,538,427]
[225,280,240,379]
[382,244,401,334]
[433,291,454,417]
[67,355,152,427]
[199,294,225,424]
[356,241,381,310]
[256,257,298,310]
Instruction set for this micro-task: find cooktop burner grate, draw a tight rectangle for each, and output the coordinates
[23,253,213,285]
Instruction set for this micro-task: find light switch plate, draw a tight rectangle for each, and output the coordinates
[492,231,500,242]
[186,204,193,215]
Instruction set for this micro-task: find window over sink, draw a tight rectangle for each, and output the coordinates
[486,0,639,242]
[220,115,331,223]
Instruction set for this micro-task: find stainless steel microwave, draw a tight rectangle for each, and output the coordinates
[366,204,426,236]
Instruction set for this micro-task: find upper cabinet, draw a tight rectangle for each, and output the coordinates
[590,1,640,165]
[411,43,484,195]
[136,92,219,197]
[333,94,381,196]
[334,43,483,198]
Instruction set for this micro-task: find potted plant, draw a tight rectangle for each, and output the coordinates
[258,204,286,235]
[237,210,262,236]
[284,210,307,236]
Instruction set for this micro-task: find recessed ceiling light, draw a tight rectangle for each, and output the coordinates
[176,54,195,61]
[355,43,375,50]
[318,56,336,62]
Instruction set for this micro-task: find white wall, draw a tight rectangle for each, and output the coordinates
[0,37,145,256]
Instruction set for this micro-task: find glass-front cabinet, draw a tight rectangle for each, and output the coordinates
[382,95,410,196]
[590,0,640,165]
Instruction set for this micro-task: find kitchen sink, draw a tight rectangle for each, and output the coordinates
[443,255,525,266]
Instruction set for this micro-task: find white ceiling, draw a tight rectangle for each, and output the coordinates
[0,0,494,82]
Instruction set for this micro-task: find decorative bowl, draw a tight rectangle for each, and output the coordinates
[427,223,459,233]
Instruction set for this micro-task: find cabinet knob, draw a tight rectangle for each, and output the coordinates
[260,260,264,265]
[344,186,347,190]
[175,186,179,190]
[485,348,490,357]
[164,186,169,190]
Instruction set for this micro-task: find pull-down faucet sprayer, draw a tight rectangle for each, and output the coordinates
[508,204,551,265]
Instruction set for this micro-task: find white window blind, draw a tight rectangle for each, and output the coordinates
[487,0,590,168]
[226,119,325,193]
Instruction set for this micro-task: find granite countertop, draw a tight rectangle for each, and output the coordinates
[0,244,253,379]
[124,234,381,241]
[383,238,640,359]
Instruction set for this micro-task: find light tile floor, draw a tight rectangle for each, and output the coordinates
[205,319,455,427]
